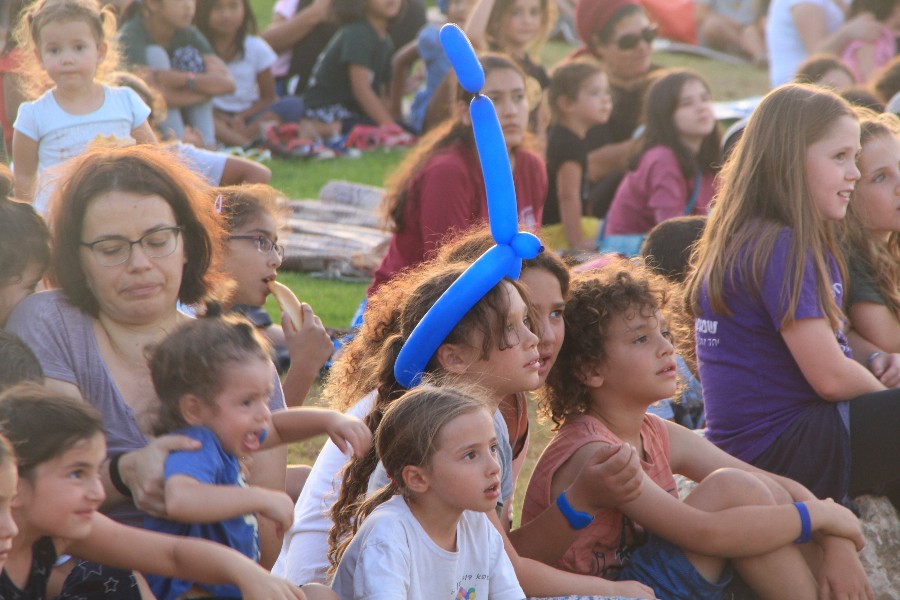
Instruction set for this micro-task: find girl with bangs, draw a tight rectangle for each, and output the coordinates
[685,84,900,519]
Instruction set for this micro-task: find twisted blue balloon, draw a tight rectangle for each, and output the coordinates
[394,24,543,388]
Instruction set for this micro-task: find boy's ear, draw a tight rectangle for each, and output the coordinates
[401,465,430,494]
[179,394,208,426]
[435,343,474,375]
[578,358,605,388]
[97,41,108,65]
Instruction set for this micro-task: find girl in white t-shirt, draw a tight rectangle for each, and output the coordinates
[11,0,156,211]
[330,384,524,600]
[194,0,279,147]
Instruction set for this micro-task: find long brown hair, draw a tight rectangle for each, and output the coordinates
[329,382,491,569]
[629,69,722,178]
[49,145,229,316]
[685,84,854,330]
[840,109,900,317]
[380,53,526,233]
[326,263,532,569]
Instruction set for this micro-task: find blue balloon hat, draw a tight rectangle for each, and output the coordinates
[393,24,543,388]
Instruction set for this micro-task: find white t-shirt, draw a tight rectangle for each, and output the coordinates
[212,35,277,113]
[13,84,150,212]
[767,0,845,86]
[331,495,524,600]
[273,391,377,584]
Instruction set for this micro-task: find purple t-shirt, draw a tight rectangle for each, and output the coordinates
[696,228,851,461]
[6,290,286,525]
[604,145,714,235]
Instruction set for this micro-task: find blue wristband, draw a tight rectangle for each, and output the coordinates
[556,490,594,530]
[793,501,812,544]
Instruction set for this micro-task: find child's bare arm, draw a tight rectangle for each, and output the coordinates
[781,317,885,400]
[486,508,657,599]
[69,514,307,599]
[348,64,395,126]
[620,472,864,555]
[238,68,279,122]
[197,54,237,96]
[390,40,420,119]
[463,0,495,50]
[556,161,593,250]
[164,474,294,532]
[280,304,334,407]
[131,121,158,145]
[11,131,38,203]
[262,407,372,457]
[510,442,642,563]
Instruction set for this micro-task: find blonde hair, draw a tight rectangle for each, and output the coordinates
[685,84,854,330]
[840,109,900,317]
[14,0,121,98]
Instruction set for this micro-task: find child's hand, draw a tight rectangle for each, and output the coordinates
[325,412,372,458]
[807,499,865,551]
[235,570,307,600]
[569,443,643,512]
[282,303,333,374]
[255,488,295,536]
[868,352,900,387]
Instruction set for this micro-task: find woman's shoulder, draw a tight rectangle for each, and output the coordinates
[8,290,78,327]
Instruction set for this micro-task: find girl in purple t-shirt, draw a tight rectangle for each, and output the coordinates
[604,69,720,236]
[685,84,900,512]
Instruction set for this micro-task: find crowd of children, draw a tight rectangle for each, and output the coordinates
[3,0,900,598]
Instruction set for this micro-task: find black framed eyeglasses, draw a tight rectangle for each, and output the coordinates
[228,234,285,260]
[614,25,657,51]
[81,226,182,267]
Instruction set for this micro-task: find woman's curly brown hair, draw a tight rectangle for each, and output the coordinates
[540,259,668,429]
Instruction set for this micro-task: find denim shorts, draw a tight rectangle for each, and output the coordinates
[619,534,733,600]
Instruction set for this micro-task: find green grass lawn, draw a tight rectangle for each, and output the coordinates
[249,0,771,513]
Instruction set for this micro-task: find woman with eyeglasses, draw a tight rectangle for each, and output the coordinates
[572,0,659,220]
[6,145,290,590]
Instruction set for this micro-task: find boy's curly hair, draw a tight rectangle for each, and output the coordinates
[541,259,668,428]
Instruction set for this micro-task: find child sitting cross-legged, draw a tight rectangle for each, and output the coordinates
[522,260,871,600]
[145,311,371,600]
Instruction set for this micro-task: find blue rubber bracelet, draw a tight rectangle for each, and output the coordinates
[793,501,812,544]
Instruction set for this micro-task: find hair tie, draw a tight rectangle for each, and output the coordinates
[214,194,224,214]
[204,301,223,318]
[393,25,542,389]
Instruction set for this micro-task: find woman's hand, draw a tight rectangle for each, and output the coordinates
[324,412,373,458]
[118,435,202,517]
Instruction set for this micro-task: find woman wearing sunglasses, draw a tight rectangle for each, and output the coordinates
[5,145,291,593]
[572,0,659,220]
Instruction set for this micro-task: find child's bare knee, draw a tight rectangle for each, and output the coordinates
[689,468,775,510]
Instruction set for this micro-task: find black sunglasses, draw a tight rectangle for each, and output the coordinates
[614,25,657,51]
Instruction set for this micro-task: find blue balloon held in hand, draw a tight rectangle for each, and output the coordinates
[394,24,543,388]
